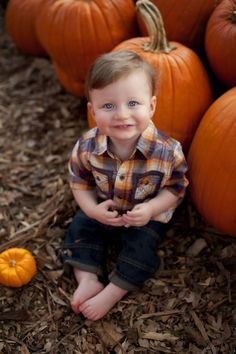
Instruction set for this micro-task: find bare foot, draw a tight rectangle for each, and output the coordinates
[79,282,128,321]
[71,269,104,314]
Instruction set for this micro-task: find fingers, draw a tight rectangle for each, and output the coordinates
[123,210,140,221]
[122,211,147,227]
[107,216,124,227]
[127,209,142,216]
[108,209,118,217]
[102,199,117,209]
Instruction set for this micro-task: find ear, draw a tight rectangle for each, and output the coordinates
[87,102,95,116]
[150,96,157,117]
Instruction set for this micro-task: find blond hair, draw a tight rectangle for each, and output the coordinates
[85,50,156,99]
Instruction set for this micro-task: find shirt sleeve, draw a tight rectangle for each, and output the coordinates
[164,142,189,198]
[68,139,96,190]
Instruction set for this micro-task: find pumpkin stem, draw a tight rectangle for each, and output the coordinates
[229,4,236,24]
[136,0,176,53]
[8,259,17,267]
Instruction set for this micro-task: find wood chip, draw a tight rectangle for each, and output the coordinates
[141,332,178,341]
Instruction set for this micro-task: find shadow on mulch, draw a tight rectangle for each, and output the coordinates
[0,18,235,354]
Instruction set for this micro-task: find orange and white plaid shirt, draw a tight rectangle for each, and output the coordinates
[69,121,188,223]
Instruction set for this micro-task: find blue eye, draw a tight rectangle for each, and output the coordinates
[128,100,138,107]
[103,103,114,110]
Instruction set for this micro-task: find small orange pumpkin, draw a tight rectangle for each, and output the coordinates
[0,248,37,287]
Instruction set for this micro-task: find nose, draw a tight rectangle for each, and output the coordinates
[114,104,129,120]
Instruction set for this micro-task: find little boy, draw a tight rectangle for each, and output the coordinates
[63,50,188,321]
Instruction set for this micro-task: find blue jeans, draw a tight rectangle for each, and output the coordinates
[63,210,166,291]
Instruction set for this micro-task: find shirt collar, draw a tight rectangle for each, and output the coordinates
[93,129,108,155]
[93,121,157,158]
[136,121,157,159]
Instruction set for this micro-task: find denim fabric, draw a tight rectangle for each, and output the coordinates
[63,210,166,291]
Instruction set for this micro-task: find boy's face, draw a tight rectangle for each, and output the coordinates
[87,70,156,146]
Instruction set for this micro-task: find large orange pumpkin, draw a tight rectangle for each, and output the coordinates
[89,0,213,153]
[136,0,222,51]
[187,88,236,237]
[5,0,46,56]
[54,63,85,97]
[36,0,138,97]
[0,248,37,287]
[205,0,236,88]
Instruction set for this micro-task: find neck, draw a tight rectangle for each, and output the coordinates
[109,137,138,161]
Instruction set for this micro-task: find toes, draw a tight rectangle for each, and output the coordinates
[80,303,103,321]
[81,305,92,317]
[83,308,98,321]
[71,301,80,314]
[80,304,96,319]
[79,302,88,312]
[89,312,101,321]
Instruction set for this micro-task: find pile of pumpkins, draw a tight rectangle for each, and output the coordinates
[4,0,236,237]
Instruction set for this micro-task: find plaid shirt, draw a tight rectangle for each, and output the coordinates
[69,121,188,223]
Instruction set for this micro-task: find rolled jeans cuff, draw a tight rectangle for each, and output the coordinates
[109,271,140,291]
[64,258,104,278]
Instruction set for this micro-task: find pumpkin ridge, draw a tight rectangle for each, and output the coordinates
[93,0,117,47]
[55,1,71,67]
[90,1,109,51]
[77,2,87,70]
[8,268,20,287]
[165,58,176,137]
[109,0,132,40]
[0,264,9,271]
[14,266,26,283]
[58,2,72,74]
[45,2,61,60]
[15,264,32,283]
[63,4,80,78]
[8,248,19,262]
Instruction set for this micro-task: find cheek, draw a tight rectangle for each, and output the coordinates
[94,113,109,128]
[137,108,152,120]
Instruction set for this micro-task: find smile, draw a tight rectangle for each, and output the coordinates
[113,124,134,128]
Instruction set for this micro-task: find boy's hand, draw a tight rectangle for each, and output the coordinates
[122,203,153,227]
[90,199,124,227]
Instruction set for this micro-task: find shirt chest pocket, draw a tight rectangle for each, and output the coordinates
[92,169,113,197]
[132,171,164,202]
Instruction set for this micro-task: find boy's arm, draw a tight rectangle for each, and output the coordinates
[69,139,124,226]
[146,188,179,217]
[123,141,188,227]
[71,189,98,216]
[72,189,124,226]
[122,188,179,227]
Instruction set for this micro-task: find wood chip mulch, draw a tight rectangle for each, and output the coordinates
[0,16,235,354]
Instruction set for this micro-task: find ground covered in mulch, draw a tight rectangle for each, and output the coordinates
[0,17,235,354]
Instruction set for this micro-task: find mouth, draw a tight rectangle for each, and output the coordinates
[113,124,134,129]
